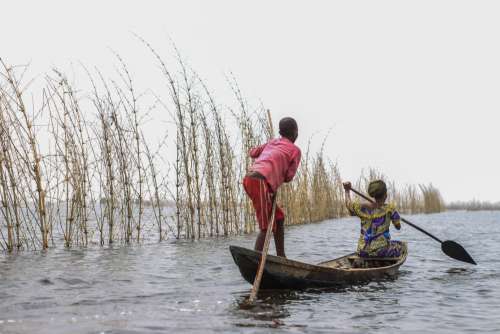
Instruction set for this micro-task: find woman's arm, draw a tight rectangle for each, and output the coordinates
[343,182,355,216]
[343,182,373,216]
[391,210,402,230]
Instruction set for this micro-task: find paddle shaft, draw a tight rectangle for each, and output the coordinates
[248,194,278,303]
[349,188,443,244]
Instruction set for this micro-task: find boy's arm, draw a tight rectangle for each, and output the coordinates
[249,143,267,158]
[284,149,301,182]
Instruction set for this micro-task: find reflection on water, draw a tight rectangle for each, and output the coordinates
[234,289,326,330]
[0,211,499,333]
[445,267,471,274]
[235,290,311,319]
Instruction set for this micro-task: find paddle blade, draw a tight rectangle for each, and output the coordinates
[441,240,477,265]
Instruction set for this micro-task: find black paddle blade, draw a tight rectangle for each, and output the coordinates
[441,240,477,265]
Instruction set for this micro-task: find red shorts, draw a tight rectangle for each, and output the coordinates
[243,176,285,232]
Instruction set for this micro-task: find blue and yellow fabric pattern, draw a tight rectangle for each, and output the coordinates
[348,201,403,257]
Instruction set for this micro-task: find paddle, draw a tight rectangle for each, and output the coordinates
[248,193,278,303]
[348,187,477,265]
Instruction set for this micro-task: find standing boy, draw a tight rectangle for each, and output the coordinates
[243,117,301,258]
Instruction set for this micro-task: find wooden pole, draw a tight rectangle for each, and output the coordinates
[248,194,278,303]
[247,109,278,303]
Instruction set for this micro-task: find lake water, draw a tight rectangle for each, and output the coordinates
[0,211,499,333]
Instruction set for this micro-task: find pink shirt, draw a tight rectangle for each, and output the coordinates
[249,137,301,192]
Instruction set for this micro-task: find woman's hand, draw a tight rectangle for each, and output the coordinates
[343,181,352,191]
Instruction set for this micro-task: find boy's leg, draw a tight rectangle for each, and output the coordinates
[243,176,271,252]
[273,219,285,257]
[255,204,278,253]
[254,230,266,252]
[273,207,286,257]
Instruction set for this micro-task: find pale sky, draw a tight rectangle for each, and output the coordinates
[1,0,499,202]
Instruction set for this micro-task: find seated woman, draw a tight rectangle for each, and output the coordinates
[343,180,403,258]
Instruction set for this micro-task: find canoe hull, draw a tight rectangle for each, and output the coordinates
[230,243,407,290]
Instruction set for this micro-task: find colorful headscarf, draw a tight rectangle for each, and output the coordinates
[368,180,387,199]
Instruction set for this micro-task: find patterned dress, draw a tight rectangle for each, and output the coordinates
[348,201,403,257]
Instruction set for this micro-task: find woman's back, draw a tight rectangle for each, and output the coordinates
[349,201,401,257]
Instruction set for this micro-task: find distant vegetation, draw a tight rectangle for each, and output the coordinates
[352,169,445,215]
[447,200,500,211]
[0,44,445,252]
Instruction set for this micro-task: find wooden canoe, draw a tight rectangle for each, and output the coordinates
[230,242,407,289]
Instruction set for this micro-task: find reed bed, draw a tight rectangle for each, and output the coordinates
[0,48,445,252]
[355,168,445,214]
[447,200,500,211]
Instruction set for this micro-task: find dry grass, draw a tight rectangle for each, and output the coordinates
[354,168,445,214]
[0,47,446,251]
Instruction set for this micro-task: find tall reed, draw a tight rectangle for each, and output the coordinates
[0,60,49,250]
[0,47,447,251]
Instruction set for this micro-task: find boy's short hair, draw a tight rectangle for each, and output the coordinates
[368,180,387,199]
[279,117,298,138]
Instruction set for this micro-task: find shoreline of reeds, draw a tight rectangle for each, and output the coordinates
[0,45,447,252]
[447,200,500,211]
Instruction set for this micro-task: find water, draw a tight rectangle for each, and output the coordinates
[0,211,499,333]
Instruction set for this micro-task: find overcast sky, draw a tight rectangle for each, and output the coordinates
[1,0,499,202]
